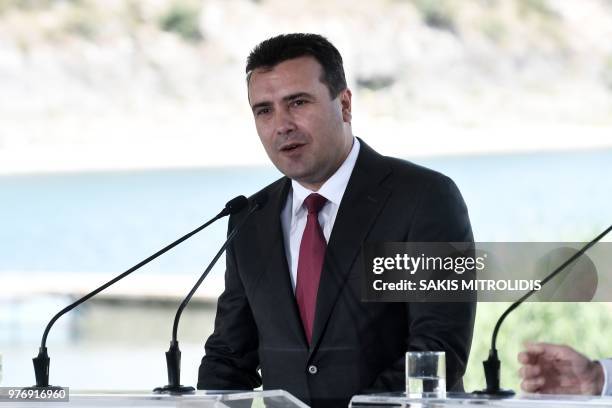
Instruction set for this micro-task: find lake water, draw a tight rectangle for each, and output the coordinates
[1,149,610,279]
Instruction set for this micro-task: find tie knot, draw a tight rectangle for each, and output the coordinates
[303,193,327,214]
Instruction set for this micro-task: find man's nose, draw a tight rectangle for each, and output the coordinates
[274,108,297,135]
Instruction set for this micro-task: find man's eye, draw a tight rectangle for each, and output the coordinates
[291,99,307,107]
[255,108,270,116]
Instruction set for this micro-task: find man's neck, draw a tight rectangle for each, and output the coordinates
[295,135,355,192]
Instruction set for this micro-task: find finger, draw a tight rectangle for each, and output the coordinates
[519,364,541,379]
[518,351,530,364]
[524,341,548,356]
[521,377,545,392]
[530,342,577,358]
[518,350,543,365]
[525,342,578,363]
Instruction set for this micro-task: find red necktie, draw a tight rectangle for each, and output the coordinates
[295,193,328,344]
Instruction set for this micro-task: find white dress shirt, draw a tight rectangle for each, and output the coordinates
[600,359,612,395]
[280,137,360,292]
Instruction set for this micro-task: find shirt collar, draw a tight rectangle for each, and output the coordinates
[291,137,360,216]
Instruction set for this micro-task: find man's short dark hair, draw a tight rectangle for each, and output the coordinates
[246,33,347,99]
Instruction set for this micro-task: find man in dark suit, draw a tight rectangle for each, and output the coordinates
[198,33,475,407]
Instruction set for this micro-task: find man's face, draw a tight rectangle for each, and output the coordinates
[248,56,352,191]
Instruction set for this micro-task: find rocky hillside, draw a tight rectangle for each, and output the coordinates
[1,0,611,173]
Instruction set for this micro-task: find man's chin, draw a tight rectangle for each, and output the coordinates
[275,163,310,180]
[279,169,321,189]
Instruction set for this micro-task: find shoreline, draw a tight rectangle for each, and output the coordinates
[0,272,222,303]
[1,125,611,176]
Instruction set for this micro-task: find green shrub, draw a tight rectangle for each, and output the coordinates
[411,0,457,33]
[517,0,559,19]
[62,4,98,39]
[0,0,50,11]
[158,1,203,43]
[0,0,55,14]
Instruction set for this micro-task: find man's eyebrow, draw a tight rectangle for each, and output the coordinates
[251,92,315,111]
[251,101,271,111]
[283,92,314,102]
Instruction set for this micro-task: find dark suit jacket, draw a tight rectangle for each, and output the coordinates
[198,139,476,407]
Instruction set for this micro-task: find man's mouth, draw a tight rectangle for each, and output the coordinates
[279,142,306,152]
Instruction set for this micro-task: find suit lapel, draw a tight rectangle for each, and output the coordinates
[309,140,392,352]
[253,177,309,347]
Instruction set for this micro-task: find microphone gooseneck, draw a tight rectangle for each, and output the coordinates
[154,193,267,394]
[476,224,612,397]
[31,195,248,389]
[171,198,263,344]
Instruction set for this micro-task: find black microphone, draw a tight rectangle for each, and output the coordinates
[31,195,249,389]
[154,192,267,394]
[474,224,612,397]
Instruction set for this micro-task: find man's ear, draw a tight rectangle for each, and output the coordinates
[340,88,352,123]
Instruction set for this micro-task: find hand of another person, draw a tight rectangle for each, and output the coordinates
[518,342,604,395]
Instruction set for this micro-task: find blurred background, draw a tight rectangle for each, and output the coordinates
[1,0,611,394]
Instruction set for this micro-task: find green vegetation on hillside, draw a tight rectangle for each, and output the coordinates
[158,0,202,43]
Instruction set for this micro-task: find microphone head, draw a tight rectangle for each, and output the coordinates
[224,195,249,215]
[250,192,268,210]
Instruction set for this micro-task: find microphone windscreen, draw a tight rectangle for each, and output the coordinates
[225,195,249,215]
[250,192,268,210]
